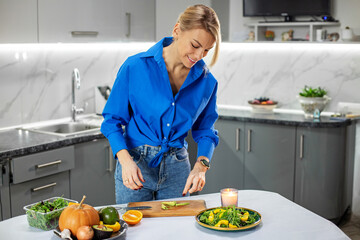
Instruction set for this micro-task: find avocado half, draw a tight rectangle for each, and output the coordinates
[92,225,113,240]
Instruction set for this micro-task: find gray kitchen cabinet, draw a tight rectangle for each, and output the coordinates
[71,139,116,206]
[9,146,74,217]
[0,0,38,43]
[197,117,353,221]
[201,119,245,194]
[294,126,347,220]
[38,0,155,43]
[201,119,295,200]
[244,123,296,200]
[10,171,71,217]
[11,146,75,184]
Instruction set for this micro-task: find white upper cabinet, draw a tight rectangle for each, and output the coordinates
[121,0,156,42]
[36,0,155,43]
[0,0,38,43]
[38,0,155,43]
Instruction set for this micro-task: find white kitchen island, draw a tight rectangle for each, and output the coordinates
[0,190,349,240]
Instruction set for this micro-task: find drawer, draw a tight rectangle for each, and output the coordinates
[10,171,70,217]
[11,146,75,184]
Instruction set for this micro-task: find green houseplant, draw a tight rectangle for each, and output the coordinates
[298,86,330,118]
[299,86,327,98]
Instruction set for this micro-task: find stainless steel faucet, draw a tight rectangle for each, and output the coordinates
[71,68,84,121]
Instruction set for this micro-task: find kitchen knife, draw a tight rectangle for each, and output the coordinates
[115,206,152,211]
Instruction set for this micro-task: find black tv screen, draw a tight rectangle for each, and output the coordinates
[243,0,331,18]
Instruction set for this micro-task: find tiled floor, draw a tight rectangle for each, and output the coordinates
[339,213,360,239]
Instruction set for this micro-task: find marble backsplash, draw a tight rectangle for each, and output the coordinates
[1,42,360,128]
[213,43,360,111]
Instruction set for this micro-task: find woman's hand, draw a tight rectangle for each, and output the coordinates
[182,157,209,196]
[117,149,145,190]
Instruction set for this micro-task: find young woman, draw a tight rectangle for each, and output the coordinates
[101,4,221,203]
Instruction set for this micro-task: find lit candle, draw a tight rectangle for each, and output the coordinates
[221,188,238,207]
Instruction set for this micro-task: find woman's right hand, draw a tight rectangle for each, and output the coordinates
[116,149,145,190]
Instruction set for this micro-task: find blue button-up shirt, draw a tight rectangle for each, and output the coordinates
[101,37,219,167]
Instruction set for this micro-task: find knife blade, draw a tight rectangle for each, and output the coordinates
[115,206,152,211]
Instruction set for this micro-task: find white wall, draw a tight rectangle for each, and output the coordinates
[155,0,211,41]
[333,0,360,38]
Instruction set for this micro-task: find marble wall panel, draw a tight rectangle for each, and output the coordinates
[1,42,359,125]
[0,48,31,127]
[0,43,150,127]
[211,43,360,112]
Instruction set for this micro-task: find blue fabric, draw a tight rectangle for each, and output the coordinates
[114,145,191,203]
[101,37,219,167]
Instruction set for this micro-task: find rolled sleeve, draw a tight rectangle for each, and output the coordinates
[101,61,131,158]
[197,137,216,161]
[191,83,219,162]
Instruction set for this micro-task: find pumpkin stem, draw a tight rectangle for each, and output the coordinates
[78,195,86,209]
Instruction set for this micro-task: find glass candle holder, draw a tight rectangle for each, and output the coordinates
[220,188,238,207]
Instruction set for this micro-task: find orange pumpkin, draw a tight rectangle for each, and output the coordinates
[59,195,100,236]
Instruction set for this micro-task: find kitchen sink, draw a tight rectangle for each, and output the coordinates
[24,121,101,137]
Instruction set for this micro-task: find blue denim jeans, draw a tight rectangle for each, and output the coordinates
[114,145,191,204]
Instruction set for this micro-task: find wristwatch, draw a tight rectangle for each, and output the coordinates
[199,158,210,169]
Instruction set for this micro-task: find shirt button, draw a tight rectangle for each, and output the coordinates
[172,102,175,106]
[167,123,170,127]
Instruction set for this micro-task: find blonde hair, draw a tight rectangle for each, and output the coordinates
[177,4,221,67]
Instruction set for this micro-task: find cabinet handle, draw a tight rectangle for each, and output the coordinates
[36,160,62,169]
[31,182,57,192]
[235,128,240,151]
[300,134,304,159]
[71,31,99,36]
[107,146,114,172]
[247,129,252,152]
[126,12,131,37]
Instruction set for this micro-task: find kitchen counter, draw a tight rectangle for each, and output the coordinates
[0,190,349,240]
[0,107,353,161]
[0,114,105,161]
[218,105,353,128]
[0,128,104,161]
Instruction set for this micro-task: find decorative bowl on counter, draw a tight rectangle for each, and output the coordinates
[297,95,330,118]
[248,98,278,113]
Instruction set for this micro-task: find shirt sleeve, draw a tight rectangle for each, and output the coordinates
[100,61,131,158]
[191,82,219,162]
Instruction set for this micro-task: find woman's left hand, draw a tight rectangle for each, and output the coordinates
[182,157,209,195]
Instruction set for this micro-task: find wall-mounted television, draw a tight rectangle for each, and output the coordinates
[243,0,331,22]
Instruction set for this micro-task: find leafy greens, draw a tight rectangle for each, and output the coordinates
[199,206,259,228]
[26,197,69,230]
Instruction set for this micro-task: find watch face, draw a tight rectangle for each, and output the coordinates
[200,159,210,168]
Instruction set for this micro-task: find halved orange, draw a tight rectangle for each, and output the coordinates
[122,210,143,225]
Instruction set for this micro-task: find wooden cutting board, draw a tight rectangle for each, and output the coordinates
[127,200,206,218]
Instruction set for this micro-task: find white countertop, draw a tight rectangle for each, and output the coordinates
[0,190,349,240]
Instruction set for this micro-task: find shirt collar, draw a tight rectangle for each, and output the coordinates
[141,37,207,82]
[141,37,173,60]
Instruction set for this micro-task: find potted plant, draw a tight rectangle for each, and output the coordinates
[298,86,330,118]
